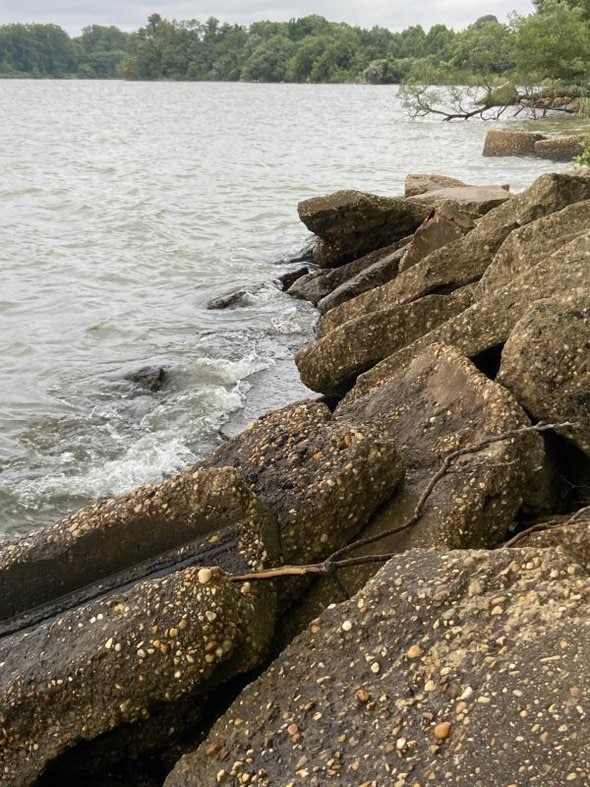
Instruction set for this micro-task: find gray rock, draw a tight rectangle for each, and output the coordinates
[165,546,590,787]
[287,239,409,305]
[316,245,407,314]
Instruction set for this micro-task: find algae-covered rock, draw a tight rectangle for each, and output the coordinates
[498,292,590,456]
[297,190,429,267]
[165,547,590,787]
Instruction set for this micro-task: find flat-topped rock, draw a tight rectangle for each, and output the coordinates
[165,546,590,786]
[297,190,429,267]
[406,184,511,214]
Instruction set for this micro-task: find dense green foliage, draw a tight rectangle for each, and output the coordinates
[0,3,589,94]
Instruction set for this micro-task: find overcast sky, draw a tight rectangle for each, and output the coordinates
[0,1,537,36]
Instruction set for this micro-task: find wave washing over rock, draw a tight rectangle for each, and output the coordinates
[1,171,590,786]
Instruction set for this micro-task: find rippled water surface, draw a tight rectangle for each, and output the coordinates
[0,81,571,536]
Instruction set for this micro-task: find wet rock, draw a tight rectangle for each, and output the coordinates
[199,400,404,567]
[406,184,512,214]
[348,229,590,401]
[317,171,590,339]
[478,199,590,297]
[534,134,588,161]
[287,239,409,306]
[0,470,280,785]
[274,266,310,292]
[123,366,168,393]
[0,562,276,787]
[404,172,467,197]
[0,466,275,622]
[399,202,477,273]
[296,286,474,395]
[297,190,429,267]
[316,244,407,313]
[483,129,546,156]
[272,236,317,265]
[497,292,590,456]
[165,546,590,787]
[206,290,250,310]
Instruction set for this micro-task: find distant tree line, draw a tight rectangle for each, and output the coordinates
[0,2,589,92]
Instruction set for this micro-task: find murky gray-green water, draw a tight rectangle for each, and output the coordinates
[0,81,572,536]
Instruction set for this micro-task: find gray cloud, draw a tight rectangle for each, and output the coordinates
[0,0,536,36]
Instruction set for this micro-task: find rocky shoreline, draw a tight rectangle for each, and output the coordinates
[1,170,589,786]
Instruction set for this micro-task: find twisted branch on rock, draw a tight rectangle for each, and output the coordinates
[228,421,577,583]
[502,504,590,549]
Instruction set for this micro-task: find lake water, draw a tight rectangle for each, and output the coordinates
[0,80,572,537]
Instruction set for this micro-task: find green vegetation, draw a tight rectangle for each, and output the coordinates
[0,2,588,107]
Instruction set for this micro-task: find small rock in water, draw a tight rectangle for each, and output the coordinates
[206,290,249,310]
[123,365,169,392]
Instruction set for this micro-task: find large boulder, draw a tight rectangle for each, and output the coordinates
[336,343,544,554]
[0,466,273,622]
[406,184,511,214]
[399,202,477,273]
[317,171,590,338]
[497,292,590,456]
[483,129,546,156]
[534,134,588,161]
[199,400,404,567]
[0,470,280,785]
[478,198,590,297]
[297,190,429,267]
[296,286,474,394]
[349,230,590,401]
[282,342,546,638]
[165,546,590,787]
